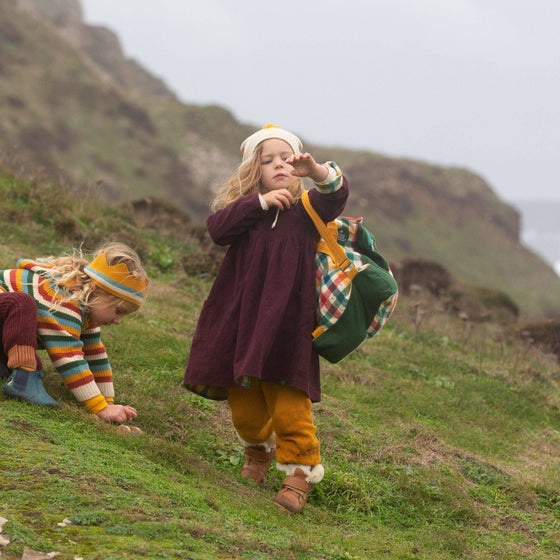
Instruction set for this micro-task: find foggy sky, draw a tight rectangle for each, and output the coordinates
[80,0,560,204]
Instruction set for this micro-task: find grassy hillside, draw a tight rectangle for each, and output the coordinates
[2,172,560,559]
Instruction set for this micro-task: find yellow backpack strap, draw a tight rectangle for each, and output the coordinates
[316,221,339,256]
[301,190,356,276]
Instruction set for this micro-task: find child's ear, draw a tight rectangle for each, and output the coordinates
[88,285,105,302]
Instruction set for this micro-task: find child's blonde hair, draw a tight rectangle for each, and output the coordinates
[43,242,149,313]
[211,143,303,211]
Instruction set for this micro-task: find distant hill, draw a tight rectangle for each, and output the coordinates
[1,0,560,316]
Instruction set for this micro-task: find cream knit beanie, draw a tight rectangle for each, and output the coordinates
[240,124,302,162]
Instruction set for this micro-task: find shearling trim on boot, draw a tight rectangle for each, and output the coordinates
[276,463,325,484]
[237,433,276,453]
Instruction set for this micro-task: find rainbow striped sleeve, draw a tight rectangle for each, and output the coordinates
[38,305,111,412]
[81,328,115,402]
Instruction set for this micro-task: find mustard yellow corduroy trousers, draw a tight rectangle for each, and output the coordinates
[227,378,321,466]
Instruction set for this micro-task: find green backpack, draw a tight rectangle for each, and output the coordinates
[302,190,398,363]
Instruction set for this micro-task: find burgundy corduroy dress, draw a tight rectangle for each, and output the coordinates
[184,180,348,402]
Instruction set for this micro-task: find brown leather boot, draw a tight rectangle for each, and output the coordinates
[273,467,314,513]
[240,446,275,484]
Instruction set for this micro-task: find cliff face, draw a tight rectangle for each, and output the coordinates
[18,0,175,98]
[1,0,559,316]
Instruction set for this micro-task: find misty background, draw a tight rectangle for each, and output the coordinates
[79,0,560,274]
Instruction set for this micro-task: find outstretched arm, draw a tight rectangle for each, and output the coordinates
[307,161,349,224]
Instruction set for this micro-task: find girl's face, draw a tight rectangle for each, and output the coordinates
[259,139,297,192]
[88,289,136,328]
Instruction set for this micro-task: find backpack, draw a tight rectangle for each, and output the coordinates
[302,190,398,363]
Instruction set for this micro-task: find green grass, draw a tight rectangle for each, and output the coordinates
[1,170,560,559]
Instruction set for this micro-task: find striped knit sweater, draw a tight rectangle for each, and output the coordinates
[0,259,115,413]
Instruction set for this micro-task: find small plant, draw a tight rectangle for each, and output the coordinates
[148,240,177,271]
[216,445,244,467]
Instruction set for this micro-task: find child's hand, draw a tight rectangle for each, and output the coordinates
[287,153,328,183]
[262,188,294,210]
[96,403,138,424]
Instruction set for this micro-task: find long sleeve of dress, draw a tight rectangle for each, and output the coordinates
[207,194,266,246]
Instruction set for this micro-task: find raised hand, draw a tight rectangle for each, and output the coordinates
[287,153,328,183]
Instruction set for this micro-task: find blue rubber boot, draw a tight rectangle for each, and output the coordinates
[2,368,60,407]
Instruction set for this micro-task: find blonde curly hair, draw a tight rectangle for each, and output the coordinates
[211,143,303,211]
[41,242,149,313]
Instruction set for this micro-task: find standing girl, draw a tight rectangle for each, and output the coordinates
[0,242,148,424]
[184,125,349,513]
